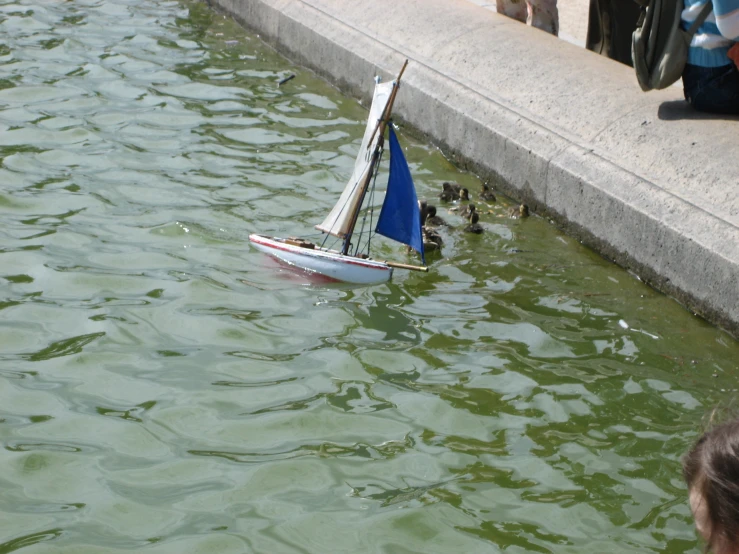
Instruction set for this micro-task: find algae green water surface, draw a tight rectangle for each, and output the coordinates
[0,1,737,552]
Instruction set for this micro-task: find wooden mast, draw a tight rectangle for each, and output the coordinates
[341,60,409,256]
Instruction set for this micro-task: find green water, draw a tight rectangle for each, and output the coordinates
[0,1,737,552]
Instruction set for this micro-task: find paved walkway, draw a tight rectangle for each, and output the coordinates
[212,0,739,337]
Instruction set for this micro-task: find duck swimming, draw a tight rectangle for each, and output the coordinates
[418,199,429,225]
[464,211,484,234]
[425,205,448,227]
[479,183,496,202]
[439,182,469,203]
[459,203,476,219]
[422,226,443,251]
[508,204,529,219]
[439,182,460,202]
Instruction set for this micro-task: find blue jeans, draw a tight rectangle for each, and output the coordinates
[682,63,739,115]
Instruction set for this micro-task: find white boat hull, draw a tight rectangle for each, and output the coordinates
[249,234,393,284]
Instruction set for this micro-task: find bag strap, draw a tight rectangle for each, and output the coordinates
[686,1,714,37]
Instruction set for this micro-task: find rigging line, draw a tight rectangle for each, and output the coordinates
[354,179,371,256]
[319,176,363,248]
[354,145,384,257]
[354,201,369,257]
[319,228,331,250]
[320,229,345,251]
[361,186,374,256]
[317,164,369,250]
[342,131,387,256]
[360,142,387,257]
[366,144,385,256]
[319,233,342,252]
[356,184,374,256]
[319,229,330,249]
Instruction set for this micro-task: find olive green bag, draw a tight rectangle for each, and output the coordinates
[632,0,713,91]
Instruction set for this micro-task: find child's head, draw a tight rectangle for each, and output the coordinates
[683,418,739,553]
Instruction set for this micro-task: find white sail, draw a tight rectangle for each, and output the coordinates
[315,80,395,238]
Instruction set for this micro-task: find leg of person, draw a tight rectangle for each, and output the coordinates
[609,0,641,66]
[683,64,739,115]
[527,0,558,35]
[586,0,640,65]
[496,0,528,23]
[586,0,607,55]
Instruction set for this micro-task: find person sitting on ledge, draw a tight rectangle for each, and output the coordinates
[682,0,739,114]
[683,416,739,553]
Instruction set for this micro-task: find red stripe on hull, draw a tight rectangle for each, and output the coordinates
[249,235,389,271]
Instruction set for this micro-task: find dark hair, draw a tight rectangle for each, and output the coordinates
[683,417,739,552]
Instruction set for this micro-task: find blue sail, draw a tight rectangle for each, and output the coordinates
[375,126,425,264]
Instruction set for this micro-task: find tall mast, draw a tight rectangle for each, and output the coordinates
[341,60,408,256]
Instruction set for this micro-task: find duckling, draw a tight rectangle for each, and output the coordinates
[439,182,460,202]
[508,204,529,219]
[422,226,443,251]
[459,188,470,201]
[459,203,476,219]
[464,211,484,234]
[479,183,496,202]
[418,199,429,225]
[425,205,448,227]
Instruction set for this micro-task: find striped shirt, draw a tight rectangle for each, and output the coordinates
[682,0,739,66]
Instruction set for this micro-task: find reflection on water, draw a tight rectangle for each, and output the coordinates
[0,0,737,552]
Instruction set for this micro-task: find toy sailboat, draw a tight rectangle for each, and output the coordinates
[249,61,427,284]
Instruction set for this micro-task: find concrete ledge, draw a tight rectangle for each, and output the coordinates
[208,0,739,336]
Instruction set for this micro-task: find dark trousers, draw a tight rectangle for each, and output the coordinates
[586,0,642,66]
[683,63,739,115]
